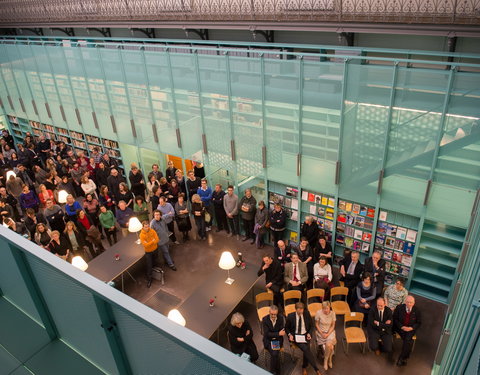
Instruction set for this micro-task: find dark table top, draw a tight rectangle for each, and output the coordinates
[177,261,261,339]
[85,234,145,283]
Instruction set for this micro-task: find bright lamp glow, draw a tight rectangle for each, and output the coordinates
[58,190,69,204]
[168,309,186,327]
[71,256,88,271]
[6,170,16,180]
[219,251,236,285]
[128,217,143,244]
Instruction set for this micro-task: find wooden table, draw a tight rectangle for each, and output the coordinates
[85,234,145,291]
[177,261,261,340]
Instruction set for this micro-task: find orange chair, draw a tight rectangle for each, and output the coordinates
[307,288,325,318]
[330,287,350,317]
[342,312,366,354]
[256,292,274,333]
[283,290,302,317]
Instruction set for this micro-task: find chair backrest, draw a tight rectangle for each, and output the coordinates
[344,312,364,328]
[256,292,273,306]
[307,288,325,303]
[330,286,349,300]
[283,290,302,306]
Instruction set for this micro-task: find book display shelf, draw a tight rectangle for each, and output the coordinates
[7,116,124,171]
[268,181,299,244]
[374,210,420,285]
[300,189,335,242]
[335,199,375,260]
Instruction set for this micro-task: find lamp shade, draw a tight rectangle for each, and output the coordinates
[219,251,236,271]
[6,170,16,180]
[168,309,186,326]
[58,190,69,204]
[128,217,143,233]
[71,256,88,271]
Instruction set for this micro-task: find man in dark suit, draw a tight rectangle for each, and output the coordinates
[262,305,285,375]
[274,240,292,266]
[285,302,322,375]
[393,295,422,366]
[364,250,386,297]
[258,254,284,307]
[284,253,308,291]
[339,251,364,305]
[367,297,393,358]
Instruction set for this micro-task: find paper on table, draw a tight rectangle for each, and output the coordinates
[295,334,307,343]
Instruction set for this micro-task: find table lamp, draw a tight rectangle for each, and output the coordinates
[219,251,236,285]
[6,170,16,180]
[128,217,143,244]
[168,309,186,327]
[71,256,88,271]
[58,190,69,204]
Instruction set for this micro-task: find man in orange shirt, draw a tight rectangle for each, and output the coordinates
[139,221,159,288]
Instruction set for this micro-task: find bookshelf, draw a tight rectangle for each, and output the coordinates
[334,199,375,260]
[5,115,124,171]
[268,181,299,243]
[300,189,335,242]
[374,210,420,285]
[410,220,466,303]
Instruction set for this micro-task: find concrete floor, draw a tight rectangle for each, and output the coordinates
[109,227,446,375]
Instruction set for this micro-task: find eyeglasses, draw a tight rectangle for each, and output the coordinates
[270,313,278,317]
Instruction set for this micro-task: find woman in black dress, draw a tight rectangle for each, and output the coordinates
[227,312,259,362]
[296,237,314,288]
[47,230,71,262]
[315,235,333,266]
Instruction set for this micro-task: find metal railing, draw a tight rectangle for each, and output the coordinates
[0,0,479,25]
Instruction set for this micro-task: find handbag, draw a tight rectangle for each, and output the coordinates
[205,211,211,222]
[265,219,270,229]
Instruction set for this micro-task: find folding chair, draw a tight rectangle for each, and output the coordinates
[343,312,366,354]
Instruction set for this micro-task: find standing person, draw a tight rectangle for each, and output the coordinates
[150,210,177,272]
[254,201,268,248]
[24,208,47,238]
[117,182,135,210]
[193,161,205,179]
[150,163,163,181]
[315,301,337,371]
[223,185,239,239]
[262,306,285,375]
[384,278,409,311]
[36,135,51,165]
[115,201,134,238]
[296,237,314,287]
[99,185,115,213]
[285,303,322,375]
[63,221,91,261]
[239,188,256,243]
[175,169,186,194]
[211,184,228,233]
[19,185,39,214]
[6,173,25,201]
[174,193,191,242]
[58,175,76,197]
[150,185,161,213]
[129,164,145,198]
[44,199,65,233]
[99,205,118,246]
[102,153,118,170]
[368,297,393,359]
[76,209,105,256]
[80,175,97,198]
[133,195,149,223]
[139,221,159,288]
[339,251,364,306]
[301,216,319,249]
[315,236,333,266]
[95,162,110,189]
[186,170,200,201]
[47,230,71,262]
[34,223,52,248]
[191,194,206,240]
[146,173,159,203]
[364,250,386,297]
[269,203,287,245]
[107,168,125,203]
[197,179,213,231]
[393,296,422,367]
[156,196,178,244]
[257,254,284,307]
[90,146,103,165]
[64,194,81,223]
[227,313,259,363]
[167,179,180,206]
[83,193,100,227]
[165,160,177,182]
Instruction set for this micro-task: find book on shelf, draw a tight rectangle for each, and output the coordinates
[385,224,397,237]
[309,205,316,215]
[301,191,308,201]
[367,208,375,218]
[362,232,372,242]
[325,208,334,220]
[364,218,374,230]
[337,224,345,233]
[394,239,405,251]
[354,216,365,227]
[317,218,325,229]
[345,226,355,237]
[328,198,335,208]
[379,210,388,221]
[317,207,325,216]
[324,220,333,231]
[291,198,298,210]
[396,227,407,240]
[359,206,367,216]
[315,195,322,205]
[385,237,395,249]
[336,235,345,245]
[401,267,410,277]
[392,252,403,263]
[321,196,328,206]
[345,202,352,212]
[401,254,412,267]
[337,213,346,223]
[376,234,386,245]
[354,229,363,240]
[290,231,298,243]
[285,197,292,208]
[346,214,354,225]
[352,204,360,214]
[290,211,298,221]
[308,193,315,202]
[353,241,362,251]
[406,229,417,242]
[362,242,370,252]
[286,187,298,197]
[385,274,394,284]
[377,222,387,233]
[345,237,353,248]
[403,242,415,255]
[338,200,346,210]
[383,250,393,260]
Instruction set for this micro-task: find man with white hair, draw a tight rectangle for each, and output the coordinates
[393,295,422,366]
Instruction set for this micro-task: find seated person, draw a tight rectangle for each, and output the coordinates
[339,251,364,305]
[364,250,386,297]
[284,253,308,291]
[274,240,292,266]
[285,302,322,375]
[262,305,285,375]
[384,278,409,311]
[315,301,336,371]
[315,235,333,266]
[313,256,333,297]
[354,273,376,316]
[257,254,284,307]
[367,297,393,359]
[228,312,259,363]
[393,295,421,367]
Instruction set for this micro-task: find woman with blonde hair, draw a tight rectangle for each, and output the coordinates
[38,183,55,208]
[191,193,206,240]
[80,175,97,198]
[34,222,52,248]
[315,301,336,370]
[228,312,259,363]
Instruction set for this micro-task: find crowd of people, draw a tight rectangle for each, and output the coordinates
[0,129,422,374]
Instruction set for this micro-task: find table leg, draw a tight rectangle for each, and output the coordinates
[126,270,137,283]
[121,273,124,292]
